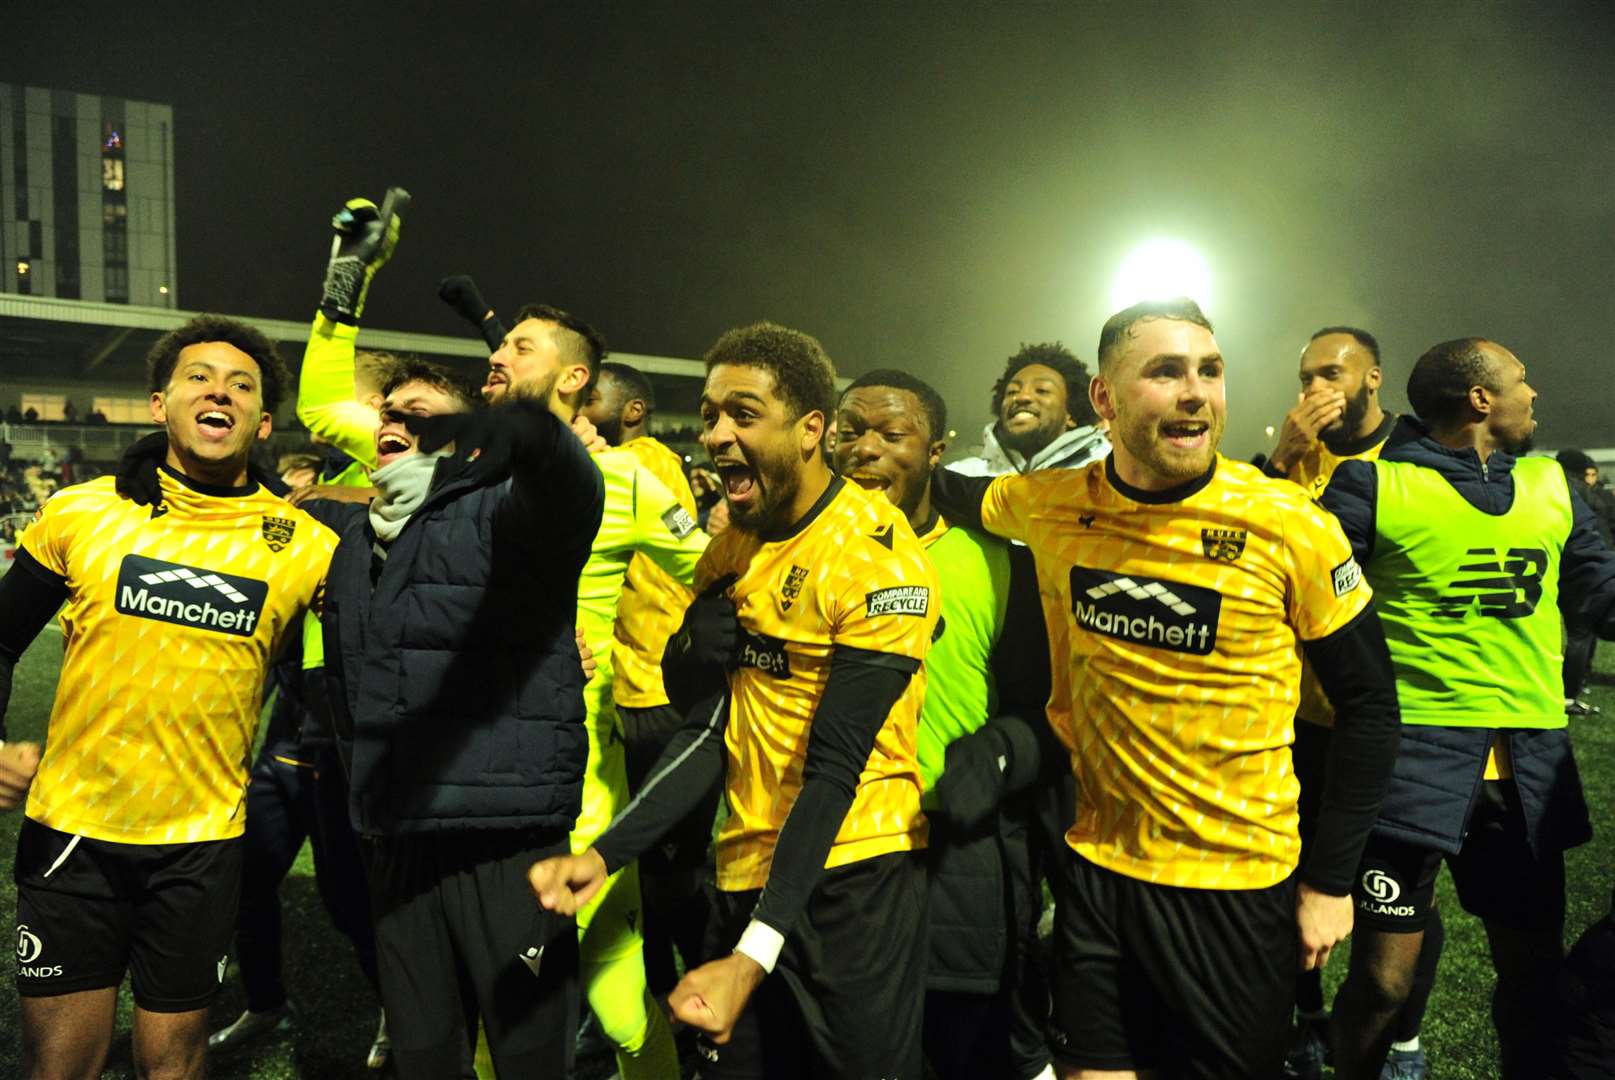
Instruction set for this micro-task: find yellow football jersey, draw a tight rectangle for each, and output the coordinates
[20,471,337,844]
[1284,427,1392,729]
[979,457,1370,890]
[698,477,939,892]
[612,437,700,710]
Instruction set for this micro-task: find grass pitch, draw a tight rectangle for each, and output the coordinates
[1,629,1611,1077]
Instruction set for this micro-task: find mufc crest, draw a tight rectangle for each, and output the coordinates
[1201,527,1247,563]
[779,565,809,612]
[262,515,296,552]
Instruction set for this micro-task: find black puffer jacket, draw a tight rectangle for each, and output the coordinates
[1322,417,1615,854]
[308,406,603,836]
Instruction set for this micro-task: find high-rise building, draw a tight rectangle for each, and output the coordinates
[0,85,176,307]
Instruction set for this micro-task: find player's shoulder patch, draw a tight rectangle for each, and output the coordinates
[1331,556,1362,597]
[865,584,930,617]
[660,503,698,540]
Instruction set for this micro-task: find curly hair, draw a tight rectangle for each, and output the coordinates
[146,314,290,413]
[989,342,1095,425]
[703,321,836,421]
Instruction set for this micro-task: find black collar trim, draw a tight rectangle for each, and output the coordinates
[1104,453,1217,504]
[159,463,258,498]
[763,474,844,543]
[1323,412,1397,457]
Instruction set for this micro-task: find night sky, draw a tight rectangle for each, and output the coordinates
[7,1,1613,456]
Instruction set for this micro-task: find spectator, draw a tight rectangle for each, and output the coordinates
[5,404,21,424]
[23,407,38,422]
[61,400,77,424]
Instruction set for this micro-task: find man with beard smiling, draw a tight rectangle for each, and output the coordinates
[0,317,338,1080]
[930,297,1403,1079]
[1264,327,1397,498]
[531,321,941,1079]
[1321,340,1615,1080]
[950,342,1110,478]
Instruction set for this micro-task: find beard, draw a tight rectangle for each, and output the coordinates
[997,414,1067,460]
[510,368,560,407]
[1322,382,1374,450]
[728,442,803,534]
[593,412,624,446]
[1114,411,1223,487]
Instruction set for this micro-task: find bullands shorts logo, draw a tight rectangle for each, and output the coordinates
[116,554,269,638]
[17,924,62,978]
[1069,566,1221,655]
[1357,867,1417,918]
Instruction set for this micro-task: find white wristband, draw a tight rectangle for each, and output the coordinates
[733,919,785,974]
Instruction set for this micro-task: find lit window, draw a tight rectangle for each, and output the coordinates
[158,285,169,295]
[103,203,127,225]
[20,394,66,422]
[102,159,124,191]
[92,396,150,424]
[15,259,28,276]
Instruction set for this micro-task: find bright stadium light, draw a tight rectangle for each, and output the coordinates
[1109,238,1213,312]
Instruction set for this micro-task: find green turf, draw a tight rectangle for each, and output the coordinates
[1,628,1612,1077]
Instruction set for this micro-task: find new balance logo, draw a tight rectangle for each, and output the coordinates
[518,945,544,977]
[116,555,268,637]
[1434,547,1546,619]
[1070,567,1221,655]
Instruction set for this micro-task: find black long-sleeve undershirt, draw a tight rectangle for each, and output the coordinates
[0,548,70,740]
[1299,604,1402,894]
[597,644,915,940]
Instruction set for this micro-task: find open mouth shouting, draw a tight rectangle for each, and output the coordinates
[195,408,236,442]
[482,369,509,400]
[714,457,758,510]
[376,430,414,468]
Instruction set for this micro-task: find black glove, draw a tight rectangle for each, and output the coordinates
[320,187,409,324]
[115,432,169,507]
[668,574,741,670]
[932,725,1013,831]
[403,399,557,489]
[437,274,507,351]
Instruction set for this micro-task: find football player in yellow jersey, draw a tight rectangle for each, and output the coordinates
[0,316,337,1080]
[580,362,718,1008]
[931,297,1403,1079]
[1261,327,1430,1080]
[533,321,941,1080]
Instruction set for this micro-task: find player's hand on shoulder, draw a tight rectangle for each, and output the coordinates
[528,847,608,916]
[114,431,169,507]
[0,740,42,811]
[1295,880,1353,971]
[669,952,766,1043]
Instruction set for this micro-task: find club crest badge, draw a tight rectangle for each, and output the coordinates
[262,516,296,553]
[1201,527,1247,563]
[779,565,809,612]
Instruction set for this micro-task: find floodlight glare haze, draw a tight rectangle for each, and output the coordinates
[1109,238,1213,312]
